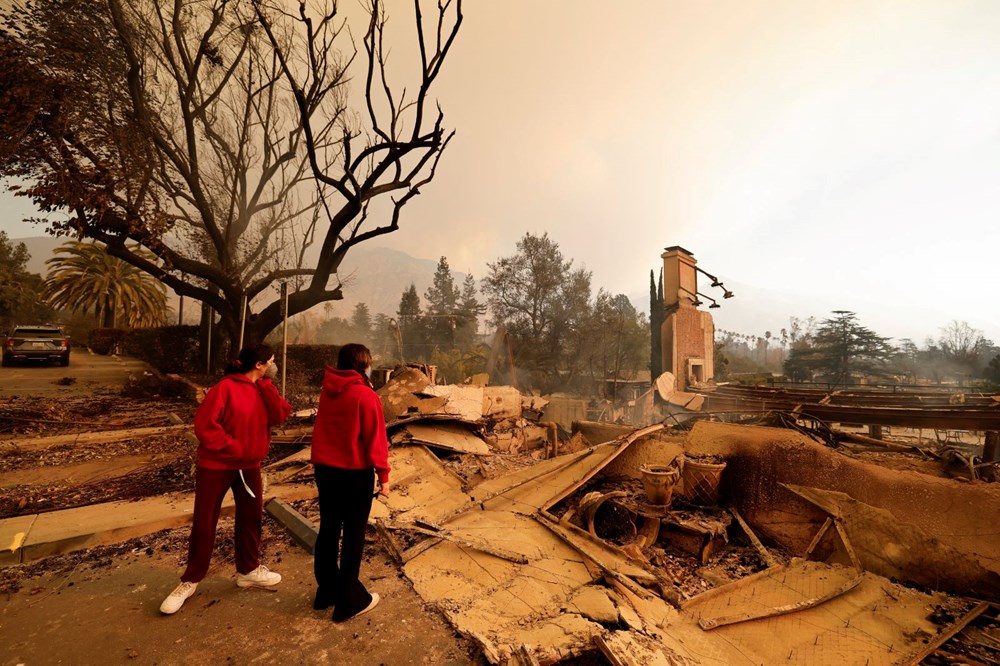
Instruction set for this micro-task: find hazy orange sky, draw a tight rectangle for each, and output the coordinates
[3,0,999,343]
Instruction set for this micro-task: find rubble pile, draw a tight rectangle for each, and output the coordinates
[3,367,1000,665]
[269,368,1000,664]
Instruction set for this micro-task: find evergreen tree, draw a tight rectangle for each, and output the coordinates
[783,311,893,385]
[649,269,663,379]
[396,284,424,359]
[350,302,372,341]
[424,257,459,350]
[370,313,395,362]
[986,355,1000,384]
[456,274,484,346]
[397,284,421,327]
[424,257,459,315]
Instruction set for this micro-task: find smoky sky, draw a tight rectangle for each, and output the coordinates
[3,0,999,342]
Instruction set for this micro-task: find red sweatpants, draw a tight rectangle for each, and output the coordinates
[181,467,263,583]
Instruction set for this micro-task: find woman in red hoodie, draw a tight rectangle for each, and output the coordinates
[311,343,390,622]
[160,343,292,615]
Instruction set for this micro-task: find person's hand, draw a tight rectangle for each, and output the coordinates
[378,479,390,498]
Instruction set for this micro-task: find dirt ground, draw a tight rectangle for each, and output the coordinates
[0,517,477,666]
[0,370,477,665]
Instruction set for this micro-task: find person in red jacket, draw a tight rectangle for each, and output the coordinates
[311,343,390,622]
[160,343,292,615]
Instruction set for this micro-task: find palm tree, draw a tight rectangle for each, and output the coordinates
[42,241,169,328]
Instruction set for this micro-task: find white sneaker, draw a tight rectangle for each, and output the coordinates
[160,581,197,615]
[355,593,380,618]
[236,565,282,588]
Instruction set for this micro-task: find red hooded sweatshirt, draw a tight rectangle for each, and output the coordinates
[311,367,390,485]
[194,374,292,470]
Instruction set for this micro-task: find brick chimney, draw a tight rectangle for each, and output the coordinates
[660,246,714,390]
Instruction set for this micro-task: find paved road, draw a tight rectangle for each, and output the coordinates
[0,349,153,396]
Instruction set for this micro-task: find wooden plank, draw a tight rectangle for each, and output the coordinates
[512,644,541,666]
[902,602,990,665]
[437,446,604,524]
[374,519,404,565]
[595,632,674,666]
[401,536,443,563]
[387,522,528,564]
[834,518,862,570]
[833,429,921,452]
[803,517,833,558]
[931,648,989,666]
[681,564,786,610]
[729,508,778,568]
[420,445,474,492]
[536,512,657,584]
[264,498,318,554]
[698,574,863,630]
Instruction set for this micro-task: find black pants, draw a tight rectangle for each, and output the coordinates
[313,464,375,621]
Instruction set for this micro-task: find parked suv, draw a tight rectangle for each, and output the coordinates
[2,325,71,367]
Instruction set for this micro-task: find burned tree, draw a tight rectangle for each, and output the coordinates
[0,0,462,351]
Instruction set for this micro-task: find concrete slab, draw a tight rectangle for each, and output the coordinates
[0,483,316,565]
[404,510,604,664]
[420,384,485,421]
[0,514,37,565]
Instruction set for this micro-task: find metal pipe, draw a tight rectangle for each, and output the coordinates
[177,272,185,325]
[540,421,558,458]
[280,282,288,397]
[205,305,213,374]
[238,293,248,350]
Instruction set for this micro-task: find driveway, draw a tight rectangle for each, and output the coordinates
[0,349,153,397]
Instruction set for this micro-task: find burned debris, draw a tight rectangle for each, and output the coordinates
[263,367,1000,664]
[2,357,1000,665]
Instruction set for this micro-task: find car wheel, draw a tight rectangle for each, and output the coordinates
[60,354,70,367]
[1,355,10,367]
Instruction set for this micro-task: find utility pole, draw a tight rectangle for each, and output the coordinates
[280,282,289,397]
[238,293,248,351]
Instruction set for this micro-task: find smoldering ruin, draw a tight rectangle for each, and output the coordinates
[2,247,999,666]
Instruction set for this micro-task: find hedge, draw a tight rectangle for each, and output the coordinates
[88,328,127,356]
[283,344,341,387]
[88,326,339,383]
[122,325,202,374]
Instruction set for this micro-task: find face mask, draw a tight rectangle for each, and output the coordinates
[264,362,278,380]
[365,366,372,379]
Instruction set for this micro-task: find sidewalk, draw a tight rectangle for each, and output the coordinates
[0,483,317,565]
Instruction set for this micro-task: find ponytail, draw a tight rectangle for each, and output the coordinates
[224,343,275,376]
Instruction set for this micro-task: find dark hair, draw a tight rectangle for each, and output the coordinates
[337,343,372,380]
[224,344,275,376]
